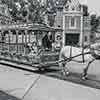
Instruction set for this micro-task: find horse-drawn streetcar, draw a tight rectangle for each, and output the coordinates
[0,22,62,70]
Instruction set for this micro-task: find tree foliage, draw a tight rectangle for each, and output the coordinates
[90,14,100,33]
[0,0,69,25]
[1,0,47,23]
[0,0,64,24]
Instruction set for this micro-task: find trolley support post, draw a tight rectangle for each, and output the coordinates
[16,30,19,53]
[8,30,11,52]
[22,30,24,54]
[24,30,28,55]
[1,30,4,51]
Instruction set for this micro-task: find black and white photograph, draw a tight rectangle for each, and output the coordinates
[0,0,99,100]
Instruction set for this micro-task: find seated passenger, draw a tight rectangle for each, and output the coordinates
[28,42,38,57]
[52,35,62,51]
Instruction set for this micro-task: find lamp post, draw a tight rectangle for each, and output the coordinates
[80,5,85,62]
[80,5,84,47]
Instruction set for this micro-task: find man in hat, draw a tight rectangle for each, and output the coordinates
[42,32,53,50]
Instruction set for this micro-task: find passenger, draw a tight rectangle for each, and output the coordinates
[27,43,32,53]
[42,32,53,50]
[28,42,38,57]
[52,35,62,51]
[32,42,38,54]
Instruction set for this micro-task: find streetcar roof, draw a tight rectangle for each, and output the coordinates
[0,23,63,32]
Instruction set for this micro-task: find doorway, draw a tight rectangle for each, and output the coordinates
[65,33,79,46]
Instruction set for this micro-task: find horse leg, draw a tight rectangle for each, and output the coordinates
[61,61,69,76]
[59,51,69,77]
[82,58,95,80]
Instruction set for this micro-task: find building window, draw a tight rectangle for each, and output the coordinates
[58,25,61,27]
[71,17,75,27]
[1,7,5,14]
[84,36,87,41]
[71,6,75,11]
[69,17,76,29]
[90,35,93,39]
[65,5,69,11]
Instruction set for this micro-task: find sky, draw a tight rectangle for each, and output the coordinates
[87,0,100,15]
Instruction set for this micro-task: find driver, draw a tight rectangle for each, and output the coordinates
[42,32,53,50]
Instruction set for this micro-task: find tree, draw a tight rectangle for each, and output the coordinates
[1,0,46,23]
[0,0,66,24]
[90,14,100,33]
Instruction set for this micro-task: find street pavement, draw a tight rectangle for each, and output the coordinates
[0,59,100,99]
[43,60,100,90]
[23,75,100,100]
[0,64,39,99]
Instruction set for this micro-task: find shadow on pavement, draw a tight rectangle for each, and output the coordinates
[34,68,100,90]
[0,90,20,100]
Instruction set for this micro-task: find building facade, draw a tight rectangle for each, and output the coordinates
[47,0,91,47]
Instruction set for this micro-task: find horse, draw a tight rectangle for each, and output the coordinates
[59,45,95,80]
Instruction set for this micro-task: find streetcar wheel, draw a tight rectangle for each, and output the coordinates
[61,70,69,76]
[66,71,70,76]
[81,75,87,81]
[38,67,45,71]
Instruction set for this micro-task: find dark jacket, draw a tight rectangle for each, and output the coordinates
[42,34,52,49]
